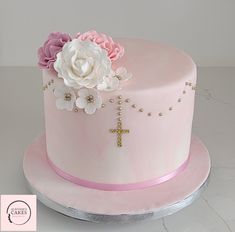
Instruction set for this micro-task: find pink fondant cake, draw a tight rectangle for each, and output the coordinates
[38,31,196,191]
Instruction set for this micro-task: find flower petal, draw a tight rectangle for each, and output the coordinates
[77,88,89,97]
[54,85,66,98]
[94,94,102,109]
[98,76,119,91]
[125,72,133,80]
[84,103,97,115]
[53,52,62,73]
[65,101,75,111]
[87,88,99,98]
[97,82,107,91]
[110,76,120,90]
[76,97,87,109]
[56,98,66,110]
[115,66,132,81]
[115,67,127,76]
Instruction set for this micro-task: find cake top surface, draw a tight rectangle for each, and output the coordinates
[114,38,196,91]
[38,31,196,114]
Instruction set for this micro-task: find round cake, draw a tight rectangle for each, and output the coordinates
[39,31,196,190]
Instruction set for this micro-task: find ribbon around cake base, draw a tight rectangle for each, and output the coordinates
[47,155,190,191]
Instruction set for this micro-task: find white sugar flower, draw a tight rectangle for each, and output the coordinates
[114,67,132,81]
[97,71,120,91]
[76,88,102,115]
[54,84,76,111]
[54,39,112,89]
[97,67,132,91]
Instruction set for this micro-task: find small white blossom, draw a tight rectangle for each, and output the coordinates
[76,88,102,115]
[54,84,76,111]
[97,71,120,91]
[115,67,132,81]
[97,67,132,91]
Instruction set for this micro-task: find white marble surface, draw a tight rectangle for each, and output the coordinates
[0,67,234,231]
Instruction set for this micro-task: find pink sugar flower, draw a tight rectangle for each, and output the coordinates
[76,30,124,62]
[38,32,71,73]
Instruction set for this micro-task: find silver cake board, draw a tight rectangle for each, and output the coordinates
[26,177,209,223]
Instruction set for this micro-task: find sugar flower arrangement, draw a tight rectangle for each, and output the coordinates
[38,31,132,114]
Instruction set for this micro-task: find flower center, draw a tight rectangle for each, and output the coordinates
[73,57,94,78]
[64,93,72,101]
[86,95,94,103]
[115,75,122,80]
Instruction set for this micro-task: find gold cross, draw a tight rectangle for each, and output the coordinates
[110,121,130,147]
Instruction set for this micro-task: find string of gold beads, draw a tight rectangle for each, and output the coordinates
[116,96,123,128]
[70,80,196,117]
[126,81,196,118]
[43,79,54,91]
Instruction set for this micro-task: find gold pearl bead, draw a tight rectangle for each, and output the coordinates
[183,90,186,94]
[109,99,114,103]
[139,108,143,112]
[118,100,122,105]
[189,83,192,86]
[117,117,122,121]
[159,112,163,116]
[125,98,130,103]
[117,76,122,80]
[118,95,122,99]
[178,98,181,102]
[117,112,122,116]
[101,104,105,108]
[74,107,79,112]
[169,107,173,111]
[117,106,122,111]
[148,112,152,116]
[132,104,136,108]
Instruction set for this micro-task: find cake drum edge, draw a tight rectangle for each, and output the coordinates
[26,176,209,223]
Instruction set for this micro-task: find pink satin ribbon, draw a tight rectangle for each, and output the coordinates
[47,155,190,191]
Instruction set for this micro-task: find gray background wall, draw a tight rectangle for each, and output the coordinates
[0,0,234,67]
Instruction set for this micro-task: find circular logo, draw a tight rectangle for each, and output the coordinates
[6,200,31,225]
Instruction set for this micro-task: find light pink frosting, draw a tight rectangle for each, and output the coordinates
[76,30,124,61]
[43,38,197,186]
